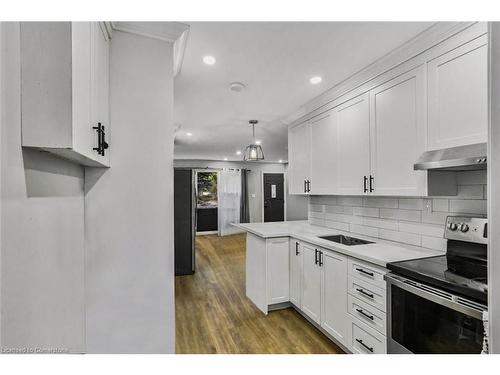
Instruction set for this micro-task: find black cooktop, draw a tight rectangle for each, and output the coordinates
[387,254,488,304]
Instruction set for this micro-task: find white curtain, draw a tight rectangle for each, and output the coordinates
[218,169,241,236]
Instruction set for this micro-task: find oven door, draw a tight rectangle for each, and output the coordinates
[386,273,486,354]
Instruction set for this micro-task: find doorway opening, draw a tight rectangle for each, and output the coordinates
[263,173,285,222]
[196,171,219,235]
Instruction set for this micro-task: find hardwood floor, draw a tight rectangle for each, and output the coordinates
[175,233,344,354]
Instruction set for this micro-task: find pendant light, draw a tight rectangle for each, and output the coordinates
[243,120,264,161]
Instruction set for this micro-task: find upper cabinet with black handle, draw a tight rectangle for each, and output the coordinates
[288,122,311,195]
[287,23,486,197]
[21,22,111,167]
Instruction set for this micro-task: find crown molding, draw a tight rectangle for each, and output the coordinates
[282,22,481,126]
[111,22,190,76]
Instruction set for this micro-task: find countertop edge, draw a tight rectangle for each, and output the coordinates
[234,222,442,268]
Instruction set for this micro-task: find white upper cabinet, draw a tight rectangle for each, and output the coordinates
[91,22,111,166]
[427,35,488,150]
[336,93,371,195]
[369,66,427,196]
[310,111,338,195]
[288,122,311,194]
[21,22,110,167]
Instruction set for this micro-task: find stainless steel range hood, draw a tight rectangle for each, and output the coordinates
[414,143,487,171]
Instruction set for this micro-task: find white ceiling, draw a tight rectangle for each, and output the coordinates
[174,22,434,162]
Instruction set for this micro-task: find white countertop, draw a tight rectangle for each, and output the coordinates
[235,220,442,267]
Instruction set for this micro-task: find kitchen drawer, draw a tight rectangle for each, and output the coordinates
[348,258,387,289]
[348,294,386,335]
[350,317,387,354]
[348,275,386,312]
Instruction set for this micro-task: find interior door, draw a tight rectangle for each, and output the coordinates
[301,244,321,324]
[263,173,285,222]
[310,110,337,194]
[321,251,348,346]
[369,66,426,196]
[288,122,311,194]
[336,93,371,195]
[289,239,303,308]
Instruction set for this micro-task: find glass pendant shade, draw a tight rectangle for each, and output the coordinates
[243,120,265,161]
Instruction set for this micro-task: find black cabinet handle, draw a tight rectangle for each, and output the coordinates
[356,288,374,299]
[356,338,374,353]
[356,308,374,321]
[304,180,307,193]
[363,176,368,193]
[307,180,311,193]
[314,249,318,265]
[369,175,374,192]
[93,122,109,156]
[319,251,323,267]
[356,268,374,277]
[295,242,300,256]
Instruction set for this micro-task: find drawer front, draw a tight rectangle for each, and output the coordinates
[348,275,386,312]
[348,258,387,288]
[348,294,386,335]
[350,318,387,354]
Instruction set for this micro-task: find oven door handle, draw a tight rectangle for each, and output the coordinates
[385,273,486,320]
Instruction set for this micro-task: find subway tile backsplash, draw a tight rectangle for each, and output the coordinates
[308,171,487,252]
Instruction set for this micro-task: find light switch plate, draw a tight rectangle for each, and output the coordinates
[423,198,432,213]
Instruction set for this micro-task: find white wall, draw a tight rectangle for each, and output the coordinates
[0,23,85,353]
[173,159,308,223]
[489,22,500,353]
[84,31,175,353]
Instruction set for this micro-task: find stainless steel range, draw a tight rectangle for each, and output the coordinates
[385,216,488,354]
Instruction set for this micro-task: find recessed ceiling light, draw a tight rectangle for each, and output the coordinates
[310,76,322,84]
[279,159,283,163]
[186,132,193,136]
[236,150,242,155]
[223,157,228,161]
[255,140,261,145]
[203,55,216,65]
[230,82,246,92]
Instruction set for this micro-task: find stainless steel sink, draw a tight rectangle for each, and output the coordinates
[318,234,374,246]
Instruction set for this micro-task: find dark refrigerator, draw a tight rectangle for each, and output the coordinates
[174,168,196,275]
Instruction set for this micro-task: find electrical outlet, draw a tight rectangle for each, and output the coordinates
[423,198,432,213]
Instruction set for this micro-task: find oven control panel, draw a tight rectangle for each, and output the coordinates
[445,216,488,244]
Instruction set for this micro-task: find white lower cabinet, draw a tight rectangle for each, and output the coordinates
[249,235,389,353]
[349,317,387,354]
[300,244,322,324]
[289,239,303,308]
[320,251,349,346]
[267,237,290,305]
[348,294,386,335]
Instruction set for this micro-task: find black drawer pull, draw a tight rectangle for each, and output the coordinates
[318,251,323,267]
[356,288,374,299]
[314,249,318,265]
[356,268,374,277]
[363,176,368,193]
[295,242,300,256]
[356,308,374,321]
[356,338,374,353]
